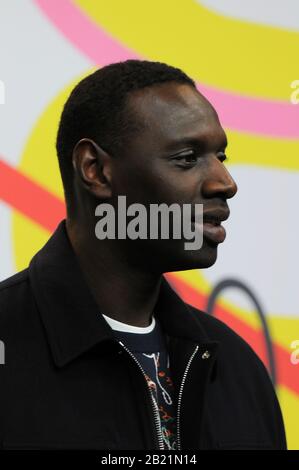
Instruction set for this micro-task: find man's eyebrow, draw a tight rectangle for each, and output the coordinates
[164,134,228,151]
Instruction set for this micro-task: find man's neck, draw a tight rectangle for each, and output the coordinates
[66,218,162,328]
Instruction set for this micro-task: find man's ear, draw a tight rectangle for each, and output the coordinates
[72,138,113,199]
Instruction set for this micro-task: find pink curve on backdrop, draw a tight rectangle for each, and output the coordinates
[34,0,299,139]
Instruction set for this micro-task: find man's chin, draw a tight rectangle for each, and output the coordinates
[182,251,218,270]
[163,244,219,273]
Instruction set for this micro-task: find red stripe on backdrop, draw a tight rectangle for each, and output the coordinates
[0,158,297,396]
[0,159,65,231]
[166,273,299,397]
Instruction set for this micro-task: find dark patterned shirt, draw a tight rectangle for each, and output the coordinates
[102,313,177,450]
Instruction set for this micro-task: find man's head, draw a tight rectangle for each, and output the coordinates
[56,60,195,204]
[56,60,237,272]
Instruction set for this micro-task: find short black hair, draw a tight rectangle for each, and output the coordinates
[56,60,196,203]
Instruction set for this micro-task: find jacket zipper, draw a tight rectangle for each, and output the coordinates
[176,345,199,451]
[118,340,165,450]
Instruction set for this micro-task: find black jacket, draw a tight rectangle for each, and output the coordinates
[0,220,287,450]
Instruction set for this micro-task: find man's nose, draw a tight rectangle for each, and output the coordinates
[201,157,238,199]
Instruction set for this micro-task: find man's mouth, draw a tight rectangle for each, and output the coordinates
[192,209,230,245]
[202,221,226,244]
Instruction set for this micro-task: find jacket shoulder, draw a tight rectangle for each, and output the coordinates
[187,303,262,363]
[186,303,287,449]
[186,303,275,397]
[0,269,31,324]
[0,269,29,292]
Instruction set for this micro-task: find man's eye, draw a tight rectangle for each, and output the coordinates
[171,150,228,166]
[173,150,198,165]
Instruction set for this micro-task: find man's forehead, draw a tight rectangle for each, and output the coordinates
[129,82,216,121]
[128,82,225,144]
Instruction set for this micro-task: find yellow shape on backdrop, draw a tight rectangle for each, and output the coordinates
[74,0,299,100]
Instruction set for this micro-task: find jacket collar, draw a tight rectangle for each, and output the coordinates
[29,220,215,368]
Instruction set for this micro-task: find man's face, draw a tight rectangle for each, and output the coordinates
[109,82,237,272]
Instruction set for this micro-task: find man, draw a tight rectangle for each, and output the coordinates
[0,60,286,450]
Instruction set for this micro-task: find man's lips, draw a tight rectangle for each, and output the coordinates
[202,222,226,244]
[192,208,230,244]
